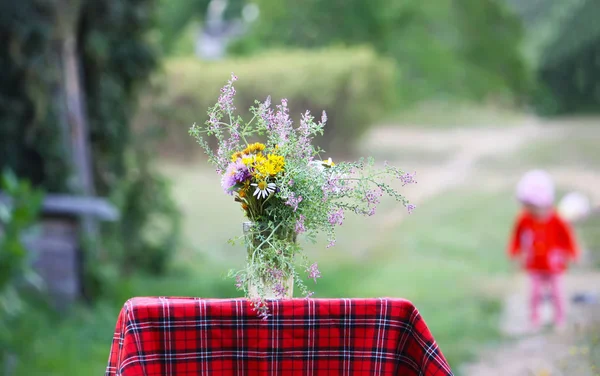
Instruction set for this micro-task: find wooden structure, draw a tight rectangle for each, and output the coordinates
[0,193,118,311]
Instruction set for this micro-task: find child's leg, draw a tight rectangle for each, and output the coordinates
[549,273,566,326]
[529,273,543,326]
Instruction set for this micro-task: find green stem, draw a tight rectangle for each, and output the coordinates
[250,222,283,260]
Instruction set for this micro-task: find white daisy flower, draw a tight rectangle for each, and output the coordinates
[251,181,276,199]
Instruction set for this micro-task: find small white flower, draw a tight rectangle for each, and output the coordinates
[309,158,335,173]
[322,157,335,168]
[251,181,276,199]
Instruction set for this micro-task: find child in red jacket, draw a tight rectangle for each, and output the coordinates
[508,170,579,331]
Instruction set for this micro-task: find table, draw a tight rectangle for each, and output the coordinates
[106,297,453,376]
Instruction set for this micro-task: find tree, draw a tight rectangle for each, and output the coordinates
[0,0,180,291]
[228,0,530,102]
[506,0,600,114]
[157,0,247,55]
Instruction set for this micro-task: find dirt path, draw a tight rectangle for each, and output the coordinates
[365,118,548,227]
[462,271,600,376]
[363,118,600,376]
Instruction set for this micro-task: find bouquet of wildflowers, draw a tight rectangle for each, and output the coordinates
[190,74,415,318]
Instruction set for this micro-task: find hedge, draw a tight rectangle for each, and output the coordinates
[135,47,397,158]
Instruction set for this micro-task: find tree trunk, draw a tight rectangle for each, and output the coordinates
[56,0,100,256]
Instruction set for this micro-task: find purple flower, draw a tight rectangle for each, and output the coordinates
[268,268,284,280]
[218,73,238,113]
[221,160,250,194]
[307,262,321,283]
[327,240,336,248]
[407,204,416,214]
[272,99,293,144]
[274,283,287,298]
[365,188,383,205]
[298,111,315,159]
[216,142,228,167]
[250,298,270,320]
[228,123,241,147]
[399,172,417,186]
[295,215,306,234]
[322,175,340,201]
[285,192,303,212]
[208,112,220,132]
[320,111,327,125]
[258,96,275,130]
[235,275,244,289]
[328,208,344,226]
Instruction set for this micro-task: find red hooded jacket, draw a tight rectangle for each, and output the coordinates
[508,210,579,273]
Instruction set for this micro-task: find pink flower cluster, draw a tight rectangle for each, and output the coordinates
[295,214,306,234]
[307,263,321,283]
[218,74,238,113]
[328,208,344,226]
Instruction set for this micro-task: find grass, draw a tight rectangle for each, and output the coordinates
[12,262,239,376]
[577,214,600,268]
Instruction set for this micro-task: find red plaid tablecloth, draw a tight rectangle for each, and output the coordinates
[106,297,453,376]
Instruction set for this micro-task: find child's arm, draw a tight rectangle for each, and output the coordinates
[557,217,580,262]
[507,218,523,260]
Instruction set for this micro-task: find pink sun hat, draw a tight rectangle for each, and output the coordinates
[516,169,555,208]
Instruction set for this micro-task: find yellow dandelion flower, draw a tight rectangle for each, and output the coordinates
[231,151,244,162]
[242,153,266,167]
[254,154,285,177]
[243,142,266,155]
[266,154,285,175]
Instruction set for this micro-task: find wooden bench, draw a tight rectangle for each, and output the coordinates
[0,193,118,311]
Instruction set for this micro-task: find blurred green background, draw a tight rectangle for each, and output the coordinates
[1,0,600,375]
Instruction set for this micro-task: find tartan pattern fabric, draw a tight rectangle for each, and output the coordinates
[106,297,453,376]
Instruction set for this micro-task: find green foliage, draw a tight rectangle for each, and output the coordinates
[76,0,182,282]
[140,47,396,157]
[506,0,600,114]
[79,0,158,194]
[452,0,532,103]
[0,0,180,289]
[0,1,71,192]
[156,0,209,54]
[107,142,182,277]
[156,0,247,55]
[230,0,530,102]
[0,170,44,365]
[535,38,600,115]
